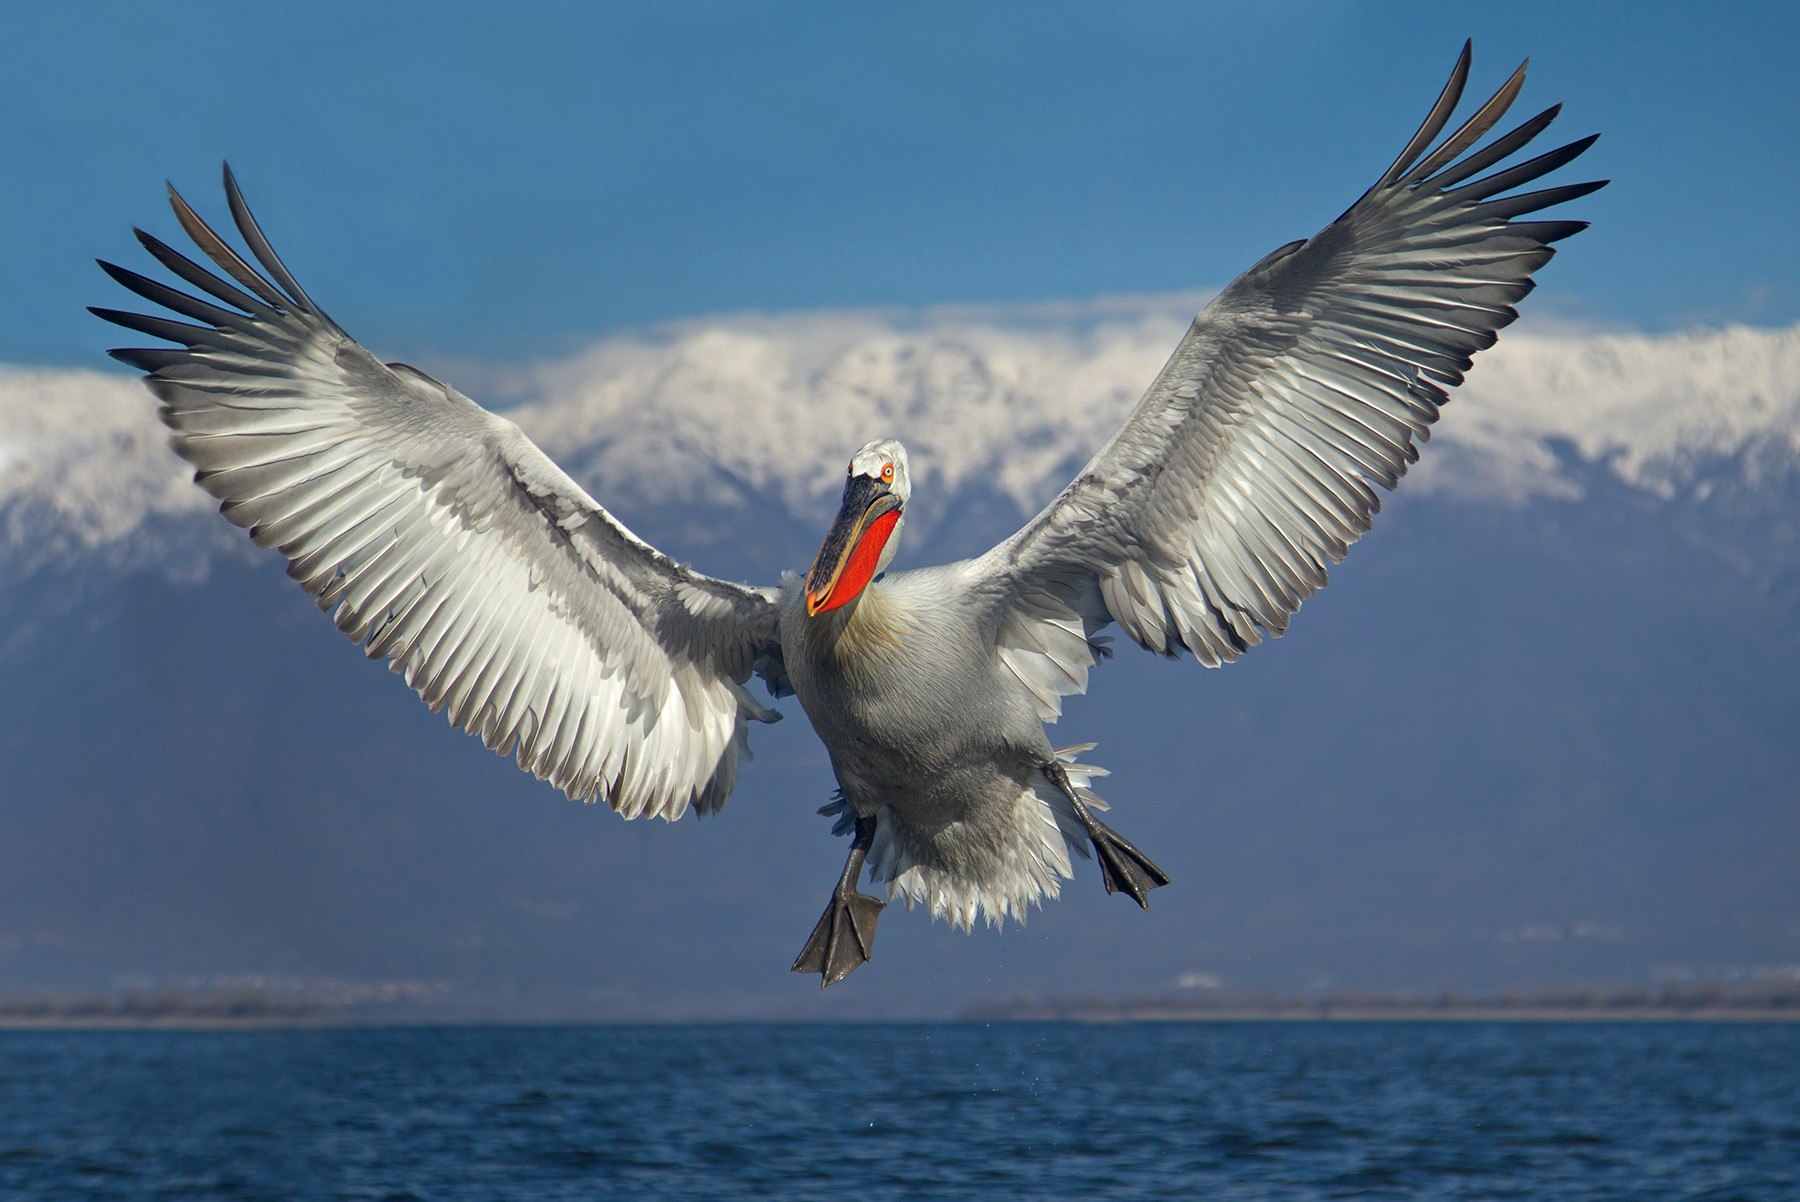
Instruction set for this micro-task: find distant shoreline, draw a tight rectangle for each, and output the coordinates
[5,981,1797,1029]
[4,1009,1798,1031]
[963,1006,1800,1024]
[963,987,1800,1025]
[0,1015,335,1031]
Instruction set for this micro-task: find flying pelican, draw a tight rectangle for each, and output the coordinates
[95,44,1601,986]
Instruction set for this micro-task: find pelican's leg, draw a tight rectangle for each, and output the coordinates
[792,813,885,987]
[1044,761,1170,909]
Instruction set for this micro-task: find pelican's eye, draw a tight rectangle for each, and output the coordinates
[881,462,895,483]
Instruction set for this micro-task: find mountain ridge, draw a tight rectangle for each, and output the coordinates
[4,305,1796,585]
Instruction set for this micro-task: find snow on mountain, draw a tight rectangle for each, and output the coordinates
[4,301,1797,581]
[1417,322,1800,503]
[0,367,225,580]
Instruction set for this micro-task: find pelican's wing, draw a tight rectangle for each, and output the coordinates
[971,45,1605,719]
[94,168,786,820]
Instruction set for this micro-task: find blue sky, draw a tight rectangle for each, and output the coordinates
[4,1,1795,368]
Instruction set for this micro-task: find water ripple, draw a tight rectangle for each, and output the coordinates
[0,1022,1795,1200]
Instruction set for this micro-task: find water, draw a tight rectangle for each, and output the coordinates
[0,1022,1794,1200]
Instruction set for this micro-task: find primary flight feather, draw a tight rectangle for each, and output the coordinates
[95,43,1603,985]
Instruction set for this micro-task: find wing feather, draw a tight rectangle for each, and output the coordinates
[95,168,785,820]
[971,46,1605,707]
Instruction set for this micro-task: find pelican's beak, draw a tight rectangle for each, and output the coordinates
[805,475,903,616]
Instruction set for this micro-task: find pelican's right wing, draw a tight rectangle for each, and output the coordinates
[95,169,785,821]
[967,45,1604,720]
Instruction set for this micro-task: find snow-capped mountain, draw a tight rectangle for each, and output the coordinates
[7,303,1797,577]
[1,300,1796,1019]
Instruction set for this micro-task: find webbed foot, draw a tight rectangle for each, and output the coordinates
[1086,816,1171,909]
[1042,758,1171,909]
[792,812,884,987]
[791,888,885,987]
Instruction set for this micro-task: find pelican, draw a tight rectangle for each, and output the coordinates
[94,44,1601,986]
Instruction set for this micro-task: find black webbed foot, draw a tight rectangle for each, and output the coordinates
[792,813,885,987]
[1085,816,1171,909]
[791,888,885,986]
[1042,758,1171,909]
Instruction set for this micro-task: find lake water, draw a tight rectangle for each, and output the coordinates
[1,1022,1794,1200]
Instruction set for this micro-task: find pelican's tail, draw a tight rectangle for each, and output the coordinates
[819,745,1111,931]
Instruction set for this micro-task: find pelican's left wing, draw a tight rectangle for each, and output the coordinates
[967,45,1605,719]
[94,169,785,820]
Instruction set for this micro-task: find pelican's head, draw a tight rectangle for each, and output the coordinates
[804,438,911,617]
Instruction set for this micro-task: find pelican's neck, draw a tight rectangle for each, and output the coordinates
[810,576,910,667]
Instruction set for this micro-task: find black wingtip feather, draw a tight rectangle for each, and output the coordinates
[1476,177,1609,222]
[106,346,187,373]
[100,257,271,336]
[1447,133,1602,205]
[1380,41,1474,186]
[220,163,343,335]
[131,223,281,320]
[165,180,291,310]
[89,306,219,348]
[1419,105,1562,194]
[1513,218,1594,244]
[1402,59,1534,188]
[97,261,175,311]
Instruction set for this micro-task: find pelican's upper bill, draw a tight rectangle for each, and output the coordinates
[805,439,911,616]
